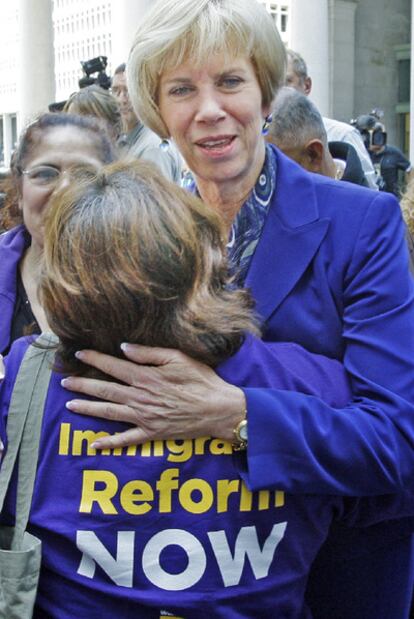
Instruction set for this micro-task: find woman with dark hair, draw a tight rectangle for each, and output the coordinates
[61,0,414,616]
[3,159,411,617]
[0,112,116,355]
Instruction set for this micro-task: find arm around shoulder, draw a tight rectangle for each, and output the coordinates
[236,192,414,496]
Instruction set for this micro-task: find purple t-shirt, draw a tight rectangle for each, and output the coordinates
[0,337,411,618]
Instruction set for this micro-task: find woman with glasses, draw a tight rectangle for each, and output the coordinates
[0,112,116,355]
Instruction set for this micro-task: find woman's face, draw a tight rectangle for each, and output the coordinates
[158,54,269,196]
[19,126,104,248]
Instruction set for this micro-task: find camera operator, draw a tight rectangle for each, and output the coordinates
[355,114,412,198]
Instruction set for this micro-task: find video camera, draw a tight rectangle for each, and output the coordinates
[48,55,112,112]
[78,55,111,90]
[351,109,387,150]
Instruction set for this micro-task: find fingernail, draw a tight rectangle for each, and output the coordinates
[61,378,69,387]
[75,351,84,359]
[120,343,129,352]
[65,401,75,410]
[91,442,101,449]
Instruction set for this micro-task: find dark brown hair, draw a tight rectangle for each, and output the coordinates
[40,159,259,374]
[0,112,116,230]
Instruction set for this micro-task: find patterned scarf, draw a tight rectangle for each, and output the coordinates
[226,144,276,286]
[187,144,277,286]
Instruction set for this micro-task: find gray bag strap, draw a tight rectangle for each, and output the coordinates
[0,333,57,548]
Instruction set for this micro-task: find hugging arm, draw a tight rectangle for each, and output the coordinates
[235,194,414,495]
[63,336,350,448]
[63,193,414,496]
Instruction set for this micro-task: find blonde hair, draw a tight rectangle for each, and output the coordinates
[127,0,286,138]
[63,85,122,139]
[40,159,258,374]
[401,179,414,237]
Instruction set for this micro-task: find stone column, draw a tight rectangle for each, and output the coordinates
[290,0,331,116]
[111,0,153,69]
[330,0,358,122]
[3,114,13,168]
[410,0,414,162]
[17,0,55,133]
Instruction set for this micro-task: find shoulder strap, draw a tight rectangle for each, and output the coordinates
[0,333,58,548]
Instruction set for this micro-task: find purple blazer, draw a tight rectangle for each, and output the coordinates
[218,146,414,496]
[217,146,414,618]
[0,225,29,354]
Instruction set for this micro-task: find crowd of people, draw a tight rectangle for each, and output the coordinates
[1,0,414,617]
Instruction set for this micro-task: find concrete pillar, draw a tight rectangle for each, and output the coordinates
[331,0,358,122]
[3,114,13,168]
[111,0,153,69]
[410,0,414,162]
[18,0,55,134]
[290,0,331,116]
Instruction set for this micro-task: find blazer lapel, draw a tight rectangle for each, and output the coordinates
[245,149,330,322]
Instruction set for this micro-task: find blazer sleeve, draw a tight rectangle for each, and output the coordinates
[222,193,414,496]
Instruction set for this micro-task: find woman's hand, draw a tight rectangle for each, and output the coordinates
[61,344,246,450]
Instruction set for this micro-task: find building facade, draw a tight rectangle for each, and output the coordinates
[0,0,412,166]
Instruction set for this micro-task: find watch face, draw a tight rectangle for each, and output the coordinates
[239,421,248,441]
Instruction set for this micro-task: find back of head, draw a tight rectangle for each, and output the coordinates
[126,0,286,138]
[285,49,312,95]
[286,50,308,82]
[41,160,258,374]
[269,86,327,150]
[63,85,122,139]
[0,112,116,230]
[113,62,126,76]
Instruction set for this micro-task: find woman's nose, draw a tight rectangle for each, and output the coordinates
[194,91,226,124]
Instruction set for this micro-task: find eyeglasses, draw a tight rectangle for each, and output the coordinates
[21,165,63,187]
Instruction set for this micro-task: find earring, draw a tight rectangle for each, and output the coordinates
[262,114,272,136]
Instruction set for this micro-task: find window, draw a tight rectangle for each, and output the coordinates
[260,1,290,41]
[398,58,410,104]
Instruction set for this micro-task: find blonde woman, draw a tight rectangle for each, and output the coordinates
[63,1,414,617]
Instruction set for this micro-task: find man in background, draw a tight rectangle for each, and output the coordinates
[268,87,368,187]
[286,49,377,190]
[111,63,182,183]
[357,116,412,199]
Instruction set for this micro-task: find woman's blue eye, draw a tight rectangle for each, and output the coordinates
[220,77,243,88]
[170,85,193,96]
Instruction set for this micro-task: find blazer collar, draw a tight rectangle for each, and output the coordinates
[245,148,330,322]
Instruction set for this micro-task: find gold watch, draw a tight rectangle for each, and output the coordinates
[233,418,248,451]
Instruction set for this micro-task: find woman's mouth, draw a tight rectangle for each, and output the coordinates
[195,136,236,156]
